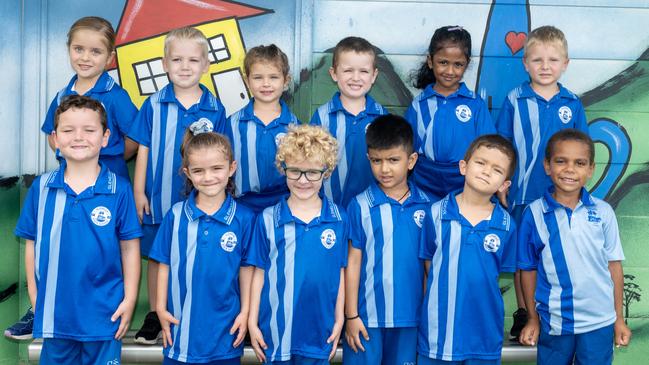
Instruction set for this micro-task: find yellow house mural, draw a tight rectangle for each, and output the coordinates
[108,0,271,115]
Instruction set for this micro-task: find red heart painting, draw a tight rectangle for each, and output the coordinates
[505,31,526,55]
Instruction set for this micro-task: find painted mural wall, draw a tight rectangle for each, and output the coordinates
[1,0,648,363]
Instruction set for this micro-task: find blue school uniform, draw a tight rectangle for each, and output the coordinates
[405,83,496,201]
[41,72,138,179]
[128,83,227,225]
[310,93,387,207]
[248,197,348,362]
[496,82,589,208]
[225,99,299,212]
[418,191,516,362]
[517,188,624,336]
[149,193,254,363]
[14,162,142,341]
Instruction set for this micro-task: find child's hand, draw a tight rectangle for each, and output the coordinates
[497,188,509,208]
[248,324,267,362]
[519,317,540,346]
[135,192,150,223]
[614,318,631,347]
[111,299,136,340]
[157,310,180,348]
[344,317,369,353]
[327,318,344,360]
[230,312,248,348]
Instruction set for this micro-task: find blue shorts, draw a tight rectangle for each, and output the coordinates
[538,324,614,365]
[343,327,417,365]
[417,355,499,365]
[163,356,240,365]
[140,223,160,258]
[40,338,121,365]
[266,355,328,365]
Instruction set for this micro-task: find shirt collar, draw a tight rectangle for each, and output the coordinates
[183,191,237,224]
[541,186,595,213]
[275,196,343,226]
[159,84,221,112]
[329,92,384,115]
[422,82,474,99]
[47,161,117,195]
[440,189,511,231]
[66,71,115,95]
[520,81,579,101]
[365,180,431,207]
[239,99,295,125]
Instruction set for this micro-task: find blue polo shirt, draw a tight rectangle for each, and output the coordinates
[41,72,138,179]
[517,188,624,336]
[347,181,430,328]
[128,83,227,224]
[310,92,387,207]
[405,83,496,201]
[14,162,142,341]
[225,99,299,212]
[149,193,254,363]
[418,190,516,361]
[248,197,349,361]
[496,82,589,207]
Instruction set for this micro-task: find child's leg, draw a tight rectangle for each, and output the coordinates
[342,327,382,364]
[147,259,159,310]
[574,324,614,365]
[40,338,82,365]
[135,224,162,344]
[383,327,417,365]
[81,339,122,365]
[509,204,528,340]
[537,329,576,365]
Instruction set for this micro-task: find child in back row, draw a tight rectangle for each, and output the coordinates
[311,36,387,207]
[128,26,227,345]
[344,114,431,364]
[406,26,495,202]
[518,129,631,364]
[15,95,142,364]
[248,125,347,364]
[496,25,589,340]
[225,44,299,212]
[418,134,517,364]
[150,128,254,364]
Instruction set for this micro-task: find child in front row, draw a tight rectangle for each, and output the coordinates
[128,26,227,344]
[15,95,142,364]
[225,44,299,212]
[518,129,631,364]
[310,36,387,207]
[149,128,254,365]
[406,26,495,202]
[418,134,517,365]
[496,26,589,340]
[248,125,347,364]
[344,114,431,364]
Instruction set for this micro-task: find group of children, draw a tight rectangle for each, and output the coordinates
[6,14,632,365]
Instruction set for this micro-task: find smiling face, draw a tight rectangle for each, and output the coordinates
[544,139,594,198]
[68,29,114,85]
[427,45,468,96]
[368,146,417,194]
[523,41,569,90]
[246,61,288,105]
[183,146,236,200]
[284,158,326,203]
[329,50,378,103]
[163,39,209,91]
[53,107,109,163]
[459,146,512,196]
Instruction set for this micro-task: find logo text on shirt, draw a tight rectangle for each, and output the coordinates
[220,231,238,252]
[455,105,472,123]
[587,209,601,223]
[321,228,336,249]
[558,106,572,124]
[91,206,112,227]
[413,210,426,228]
[483,233,500,252]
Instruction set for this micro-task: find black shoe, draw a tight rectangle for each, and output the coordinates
[509,308,528,341]
[134,311,162,345]
[4,307,33,340]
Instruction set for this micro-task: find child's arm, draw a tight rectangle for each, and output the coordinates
[124,137,139,161]
[519,269,539,346]
[230,266,253,347]
[156,262,179,348]
[609,261,631,346]
[423,259,431,294]
[25,239,37,309]
[248,267,267,362]
[133,145,150,222]
[328,268,345,361]
[344,243,368,353]
[111,238,141,340]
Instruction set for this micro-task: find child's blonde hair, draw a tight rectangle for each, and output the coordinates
[276,125,338,178]
[524,25,568,58]
[180,129,235,196]
[244,44,290,78]
[164,26,209,59]
[67,16,115,53]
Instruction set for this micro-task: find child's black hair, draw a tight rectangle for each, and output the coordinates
[412,26,472,89]
[545,129,595,164]
[463,134,517,179]
[366,114,414,154]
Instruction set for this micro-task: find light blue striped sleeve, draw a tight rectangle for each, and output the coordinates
[419,207,437,260]
[495,94,515,141]
[148,208,175,265]
[14,176,41,241]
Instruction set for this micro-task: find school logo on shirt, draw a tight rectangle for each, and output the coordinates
[413,210,426,228]
[320,228,336,249]
[455,105,472,123]
[106,359,120,365]
[275,132,287,147]
[90,206,112,227]
[220,231,238,252]
[483,233,500,252]
[558,106,572,124]
[587,209,602,223]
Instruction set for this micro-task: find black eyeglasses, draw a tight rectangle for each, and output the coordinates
[283,167,326,181]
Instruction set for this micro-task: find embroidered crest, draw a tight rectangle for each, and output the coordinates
[413,210,426,228]
[90,206,112,227]
[587,209,602,223]
[483,233,500,253]
[455,105,472,123]
[220,231,238,252]
[558,106,572,124]
[275,132,287,147]
[320,228,336,249]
